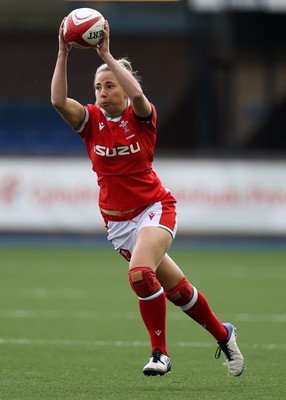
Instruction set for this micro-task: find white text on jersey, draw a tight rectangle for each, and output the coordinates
[94,142,141,157]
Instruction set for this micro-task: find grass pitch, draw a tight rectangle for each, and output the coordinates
[0,243,286,399]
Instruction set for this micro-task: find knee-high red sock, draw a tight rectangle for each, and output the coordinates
[139,292,168,355]
[128,266,168,355]
[165,277,227,342]
[185,290,227,342]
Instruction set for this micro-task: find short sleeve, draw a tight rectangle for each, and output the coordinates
[75,107,89,137]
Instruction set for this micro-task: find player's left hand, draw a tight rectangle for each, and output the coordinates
[95,20,110,59]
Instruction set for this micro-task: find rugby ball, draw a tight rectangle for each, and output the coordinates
[63,8,105,49]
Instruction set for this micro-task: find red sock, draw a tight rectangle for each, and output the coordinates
[128,266,168,355]
[139,292,168,355]
[165,277,227,342]
[185,290,227,342]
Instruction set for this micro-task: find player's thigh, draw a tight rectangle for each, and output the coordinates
[129,226,172,270]
[156,253,184,291]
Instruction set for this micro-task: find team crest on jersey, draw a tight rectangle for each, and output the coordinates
[119,120,131,134]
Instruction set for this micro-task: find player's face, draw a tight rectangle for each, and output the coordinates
[95,71,127,117]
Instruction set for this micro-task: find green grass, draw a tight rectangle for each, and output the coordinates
[0,246,286,399]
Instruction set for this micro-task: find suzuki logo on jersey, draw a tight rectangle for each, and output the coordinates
[94,142,141,157]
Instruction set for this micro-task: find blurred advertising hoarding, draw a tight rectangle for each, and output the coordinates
[0,157,285,235]
[188,0,286,12]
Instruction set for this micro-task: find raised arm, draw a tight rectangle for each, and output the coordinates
[96,21,152,118]
[51,19,85,129]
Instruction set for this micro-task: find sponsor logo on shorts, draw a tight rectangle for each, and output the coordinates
[148,212,156,220]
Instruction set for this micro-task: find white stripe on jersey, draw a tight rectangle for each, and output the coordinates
[76,108,89,133]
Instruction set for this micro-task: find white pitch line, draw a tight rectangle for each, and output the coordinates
[0,288,86,299]
[0,338,285,350]
[235,313,286,323]
[0,309,101,319]
[0,309,285,323]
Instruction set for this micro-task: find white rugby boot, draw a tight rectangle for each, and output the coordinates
[143,349,171,376]
[215,323,245,377]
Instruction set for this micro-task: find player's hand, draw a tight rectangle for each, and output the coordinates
[58,18,72,55]
[95,20,110,59]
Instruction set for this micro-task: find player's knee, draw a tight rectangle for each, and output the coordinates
[165,276,198,310]
[128,266,161,299]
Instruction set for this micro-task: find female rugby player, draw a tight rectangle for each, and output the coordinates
[51,19,244,377]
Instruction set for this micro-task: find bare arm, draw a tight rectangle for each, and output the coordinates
[51,19,85,129]
[96,21,152,118]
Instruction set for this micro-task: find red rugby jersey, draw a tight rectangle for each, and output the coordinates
[77,103,167,210]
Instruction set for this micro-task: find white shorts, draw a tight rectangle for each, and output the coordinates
[101,193,177,262]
